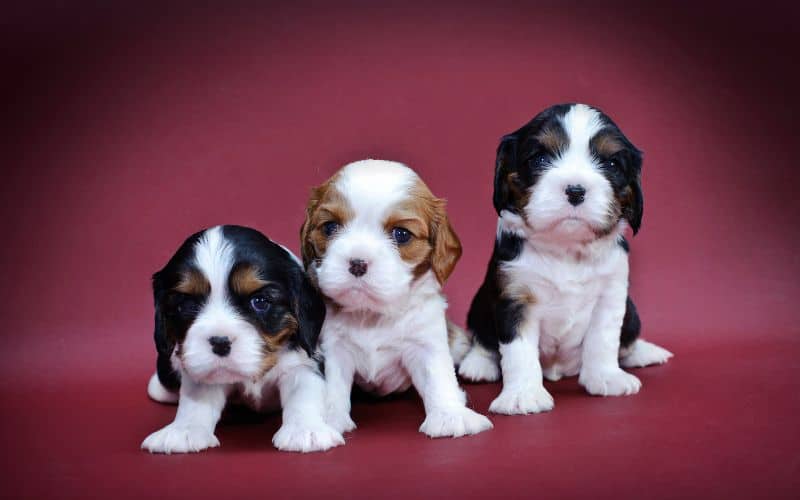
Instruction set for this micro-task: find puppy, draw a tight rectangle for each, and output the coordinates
[301,160,493,438]
[141,225,344,453]
[459,104,673,415]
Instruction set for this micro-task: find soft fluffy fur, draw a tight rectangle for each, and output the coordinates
[301,160,493,438]
[142,225,344,453]
[459,104,672,415]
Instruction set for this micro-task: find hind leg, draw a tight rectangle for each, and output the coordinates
[458,342,501,383]
[620,339,673,368]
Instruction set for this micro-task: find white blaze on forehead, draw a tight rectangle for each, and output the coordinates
[559,104,604,158]
[336,159,417,220]
[193,226,235,301]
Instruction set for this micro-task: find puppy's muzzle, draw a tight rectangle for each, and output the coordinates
[565,184,586,206]
[348,259,368,277]
[208,336,232,357]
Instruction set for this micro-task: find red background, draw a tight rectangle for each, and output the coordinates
[2,1,798,499]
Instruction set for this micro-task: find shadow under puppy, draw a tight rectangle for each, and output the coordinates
[301,160,492,438]
[142,225,344,453]
[459,104,673,415]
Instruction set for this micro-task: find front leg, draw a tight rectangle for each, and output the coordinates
[321,338,357,434]
[141,376,227,454]
[403,336,493,438]
[578,281,641,396]
[272,358,344,453]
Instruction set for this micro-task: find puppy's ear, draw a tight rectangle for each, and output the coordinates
[299,184,326,269]
[493,134,522,215]
[152,271,180,391]
[288,267,326,357]
[430,200,462,285]
[624,148,644,235]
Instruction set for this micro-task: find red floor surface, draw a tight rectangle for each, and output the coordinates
[2,2,799,499]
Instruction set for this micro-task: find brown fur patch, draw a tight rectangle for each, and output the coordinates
[259,313,298,374]
[230,264,269,296]
[300,174,354,269]
[386,178,462,284]
[506,171,531,214]
[174,269,210,296]
[591,132,624,158]
[535,125,569,155]
[501,281,537,305]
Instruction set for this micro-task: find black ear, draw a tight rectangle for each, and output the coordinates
[152,272,180,391]
[288,267,326,358]
[625,148,644,235]
[493,134,520,215]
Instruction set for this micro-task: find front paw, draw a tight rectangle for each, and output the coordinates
[141,423,220,454]
[419,406,493,438]
[273,421,345,453]
[579,368,641,396]
[326,408,357,434]
[489,385,554,415]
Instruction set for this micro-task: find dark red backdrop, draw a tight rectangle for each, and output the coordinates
[2,1,798,499]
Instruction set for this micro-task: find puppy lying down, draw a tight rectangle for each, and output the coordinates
[142,225,343,453]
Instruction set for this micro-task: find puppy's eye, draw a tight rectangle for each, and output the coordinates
[176,295,202,317]
[391,227,412,245]
[321,221,340,238]
[602,159,617,169]
[530,153,549,169]
[250,294,271,313]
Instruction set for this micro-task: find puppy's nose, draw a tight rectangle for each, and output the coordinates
[348,259,368,277]
[208,336,232,357]
[565,184,586,206]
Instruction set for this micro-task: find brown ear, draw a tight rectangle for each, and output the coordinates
[299,184,326,269]
[430,199,462,285]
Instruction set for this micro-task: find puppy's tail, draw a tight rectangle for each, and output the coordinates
[447,320,473,366]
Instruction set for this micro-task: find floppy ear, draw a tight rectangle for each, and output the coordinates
[493,134,521,215]
[299,184,326,269]
[624,149,644,235]
[430,200,462,285]
[152,271,180,391]
[288,267,326,358]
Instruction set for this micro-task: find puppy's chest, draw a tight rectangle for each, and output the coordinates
[339,326,411,396]
[229,377,281,413]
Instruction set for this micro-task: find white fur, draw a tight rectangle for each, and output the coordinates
[143,226,342,453]
[314,160,492,438]
[147,372,178,404]
[461,105,670,413]
[620,339,673,368]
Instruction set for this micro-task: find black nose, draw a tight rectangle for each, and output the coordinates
[208,336,231,357]
[565,184,586,206]
[349,259,368,277]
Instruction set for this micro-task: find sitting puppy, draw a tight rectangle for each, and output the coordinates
[141,225,344,453]
[459,104,673,415]
[301,160,493,438]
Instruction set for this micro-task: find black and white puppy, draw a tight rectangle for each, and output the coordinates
[458,104,673,415]
[141,225,344,453]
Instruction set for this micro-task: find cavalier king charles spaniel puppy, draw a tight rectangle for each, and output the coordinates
[142,225,344,453]
[458,104,672,415]
[301,160,492,438]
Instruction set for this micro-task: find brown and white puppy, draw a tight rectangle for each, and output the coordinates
[142,225,344,453]
[301,160,492,438]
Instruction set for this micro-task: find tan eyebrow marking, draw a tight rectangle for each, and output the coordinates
[230,264,269,296]
[174,269,210,295]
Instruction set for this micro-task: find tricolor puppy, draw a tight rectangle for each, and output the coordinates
[142,225,344,453]
[459,104,673,415]
[301,160,492,438]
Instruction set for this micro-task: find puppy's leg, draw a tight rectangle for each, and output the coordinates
[579,282,642,396]
[147,372,179,404]
[272,360,344,453]
[620,339,673,368]
[458,342,501,383]
[489,334,554,415]
[404,340,493,438]
[141,376,226,454]
[321,339,357,434]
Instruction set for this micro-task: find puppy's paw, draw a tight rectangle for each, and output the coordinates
[273,421,345,453]
[458,346,500,383]
[488,386,554,415]
[419,406,493,438]
[579,368,641,396]
[141,423,220,454]
[619,340,673,368]
[326,408,357,434]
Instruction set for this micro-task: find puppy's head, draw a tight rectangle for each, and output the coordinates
[300,160,461,314]
[494,103,643,240]
[152,225,324,385]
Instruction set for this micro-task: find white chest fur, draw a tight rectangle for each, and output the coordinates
[500,238,628,380]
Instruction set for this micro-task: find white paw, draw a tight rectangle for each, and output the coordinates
[458,346,500,382]
[620,340,673,368]
[141,423,220,454]
[326,408,357,434]
[419,406,493,438]
[488,386,554,415]
[272,421,345,453]
[579,368,641,396]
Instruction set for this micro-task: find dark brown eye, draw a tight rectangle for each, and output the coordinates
[322,221,340,238]
[530,153,548,169]
[250,294,271,313]
[391,227,412,245]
